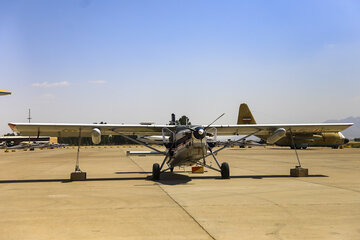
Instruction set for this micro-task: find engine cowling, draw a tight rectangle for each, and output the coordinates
[91,128,102,145]
[267,128,286,144]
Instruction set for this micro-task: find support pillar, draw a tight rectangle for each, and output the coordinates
[70,128,87,181]
[70,171,87,181]
[290,166,308,177]
[289,129,308,177]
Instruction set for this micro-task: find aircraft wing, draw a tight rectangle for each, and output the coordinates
[8,122,353,138]
[8,123,176,137]
[208,123,353,135]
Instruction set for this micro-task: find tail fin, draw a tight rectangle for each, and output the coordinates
[237,103,256,124]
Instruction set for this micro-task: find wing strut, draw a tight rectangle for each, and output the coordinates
[75,128,82,172]
[208,129,262,156]
[289,128,302,167]
[111,129,164,154]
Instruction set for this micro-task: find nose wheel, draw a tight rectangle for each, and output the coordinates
[152,163,160,180]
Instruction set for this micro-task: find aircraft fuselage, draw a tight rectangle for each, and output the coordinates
[166,127,208,168]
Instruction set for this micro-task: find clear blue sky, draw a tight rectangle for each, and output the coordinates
[1,0,359,134]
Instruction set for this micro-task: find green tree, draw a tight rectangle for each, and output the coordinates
[177,115,191,125]
[4,133,17,136]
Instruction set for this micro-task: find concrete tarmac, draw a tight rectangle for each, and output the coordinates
[0,146,359,240]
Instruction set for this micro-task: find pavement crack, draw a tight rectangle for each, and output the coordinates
[127,154,216,240]
[156,184,216,240]
[294,179,360,194]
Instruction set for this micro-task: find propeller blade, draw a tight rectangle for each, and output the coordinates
[205,113,225,130]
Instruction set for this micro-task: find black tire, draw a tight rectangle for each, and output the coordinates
[290,146,295,149]
[302,147,307,149]
[152,163,160,180]
[221,162,230,179]
[170,167,174,173]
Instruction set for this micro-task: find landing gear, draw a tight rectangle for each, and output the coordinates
[170,167,174,172]
[221,162,230,179]
[152,163,160,180]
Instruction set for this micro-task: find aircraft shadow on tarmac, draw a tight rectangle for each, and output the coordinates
[268,148,316,151]
[0,173,328,185]
[228,148,317,151]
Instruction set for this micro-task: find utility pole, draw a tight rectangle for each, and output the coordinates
[27,109,31,148]
[27,109,32,123]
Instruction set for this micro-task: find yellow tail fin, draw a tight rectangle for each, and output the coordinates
[237,103,256,124]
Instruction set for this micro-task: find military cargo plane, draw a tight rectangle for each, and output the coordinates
[237,104,350,149]
[8,105,353,179]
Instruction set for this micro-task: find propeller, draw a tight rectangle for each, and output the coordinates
[187,113,225,166]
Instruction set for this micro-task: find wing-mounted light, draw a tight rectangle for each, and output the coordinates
[91,128,102,144]
[267,128,286,144]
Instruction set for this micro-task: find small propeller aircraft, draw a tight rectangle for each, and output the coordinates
[8,104,353,180]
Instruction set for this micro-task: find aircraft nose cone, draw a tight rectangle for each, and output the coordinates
[344,138,349,144]
[194,127,206,139]
[198,128,204,135]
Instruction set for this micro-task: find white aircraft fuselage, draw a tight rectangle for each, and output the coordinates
[166,127,208,168]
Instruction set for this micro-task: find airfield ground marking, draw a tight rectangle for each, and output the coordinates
[124,152,216,240]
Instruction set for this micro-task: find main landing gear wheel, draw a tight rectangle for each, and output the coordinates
[152,163,160,180]
[221,162,230,179]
